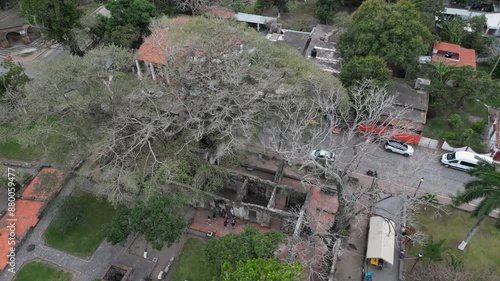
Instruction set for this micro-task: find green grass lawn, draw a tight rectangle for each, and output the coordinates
[0,140,39,160]
[170,238,215,281]
[44,191,120,256]
[14,261,71,281]
[423,99,488,152]
[410,207,500,273]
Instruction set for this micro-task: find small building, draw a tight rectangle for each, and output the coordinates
[266,24,342,73]
[358,78,429,144]
[135,16,193,81]
[442,7,500,37]
[432,41,476,70]
[366,216,396,269]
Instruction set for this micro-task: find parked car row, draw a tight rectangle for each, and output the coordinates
[312,139,494,173]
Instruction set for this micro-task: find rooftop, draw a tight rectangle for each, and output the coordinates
[0,168,64,271]
[0,7,24,30]
[306,24,342,74]
[21,167,64,200]
[234,12,276,25]
[136,16,192,65]
[432,41,476,69]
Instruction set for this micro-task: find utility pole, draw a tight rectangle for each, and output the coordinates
[413,177,424,197]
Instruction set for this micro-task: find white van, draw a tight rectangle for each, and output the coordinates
[441,151,493,171]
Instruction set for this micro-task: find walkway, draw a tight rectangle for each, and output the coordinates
[0,177,155,281]
[189,208,280,238]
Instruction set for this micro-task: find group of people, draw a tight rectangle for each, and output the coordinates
[207,207,237,230]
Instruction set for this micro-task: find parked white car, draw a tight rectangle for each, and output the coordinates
[384,140,414,157]
[441,151,493,171]
[311,150,336,162]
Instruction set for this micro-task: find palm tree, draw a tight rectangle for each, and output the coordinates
[452,162,500,250]
[439,16,466,45]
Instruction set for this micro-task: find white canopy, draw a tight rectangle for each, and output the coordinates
[366,216,396,265]
[486,13,500,29]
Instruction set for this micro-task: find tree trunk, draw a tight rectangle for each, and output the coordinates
[458,215,486,250]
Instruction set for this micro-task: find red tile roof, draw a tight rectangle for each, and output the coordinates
[21,167,64,201]
[136,16,192,65]
[432,41,476,69]
[0,200,44,270]
[0,167,64,271]
[308,186,338,233]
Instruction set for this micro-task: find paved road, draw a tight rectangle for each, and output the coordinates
[21,46,69,78]
[0,45,69,78]
[308,132,472,198]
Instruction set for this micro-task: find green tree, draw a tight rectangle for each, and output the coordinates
[463,15,487,53]
[315,0,340,23]
[338,0,432,70]
[220,258,304,281]
[205,226,286,273]
[0,59,29,109]
[110,24,142,48]
[105,0,156,39]
[410,0,444,33]
[452,162,500,250]
[106,195,187,250]
[439,16,466,45]
[339,56,392,88]
[19,0,84,56]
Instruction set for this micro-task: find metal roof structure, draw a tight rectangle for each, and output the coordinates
[366,216,396,265]
[234,12,276,25]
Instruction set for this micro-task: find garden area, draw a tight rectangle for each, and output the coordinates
[44,191,120,256]
[408,207,500,274]
[423,99,489,153]
[13,261,72,281]
[170,238,214,281]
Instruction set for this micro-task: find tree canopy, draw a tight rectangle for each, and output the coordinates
[205,226,286,273]
[220,258,304,281]
[453,162,500,222]
[106,194,187,250]
[338,0,432,69]
[20,0,84,56]
[339,55,393,88]
[424,62,500,108]
[438,15,487,53]
[105,0,156,46]
[12,17,348,203]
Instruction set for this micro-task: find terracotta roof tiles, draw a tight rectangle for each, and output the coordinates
[432,41,476,69]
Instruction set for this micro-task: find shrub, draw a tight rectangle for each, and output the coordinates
[471,121,486,134]
[460,128,474,141]
[444,132,459,141]
[448,114,464,129]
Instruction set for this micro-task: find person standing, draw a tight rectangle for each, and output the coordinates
[207,216,212,225]
[212,210,217,221]
[231,217,236,229]
[223,220,228,230]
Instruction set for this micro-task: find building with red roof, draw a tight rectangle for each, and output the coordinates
[0,168,64,271]
[432,41,476,69]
